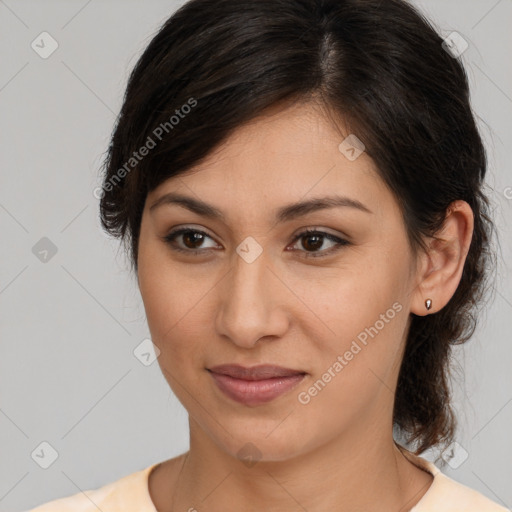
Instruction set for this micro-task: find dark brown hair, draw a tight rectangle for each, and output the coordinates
[99,0,496,458]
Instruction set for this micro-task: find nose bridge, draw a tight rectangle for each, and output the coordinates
[216,246,286,347]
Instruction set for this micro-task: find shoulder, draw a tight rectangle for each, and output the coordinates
[23,463,159,512]
[422,471,510,512]
[397,445,509,512]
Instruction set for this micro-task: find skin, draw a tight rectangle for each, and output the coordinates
[137,99,474,512]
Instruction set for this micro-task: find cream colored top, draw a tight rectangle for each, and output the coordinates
[25,448,510,511]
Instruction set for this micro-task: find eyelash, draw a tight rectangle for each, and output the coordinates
[162,227,350,259]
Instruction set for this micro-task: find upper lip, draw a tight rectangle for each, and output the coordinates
[208,364,306,380]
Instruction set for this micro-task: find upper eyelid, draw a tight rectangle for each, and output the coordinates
[166,225,346,241]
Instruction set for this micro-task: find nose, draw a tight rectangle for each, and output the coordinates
[215,247,289,349]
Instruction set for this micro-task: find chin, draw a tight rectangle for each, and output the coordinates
[209,418,314,464]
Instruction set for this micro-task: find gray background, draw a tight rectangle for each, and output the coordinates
[0,1,511,510]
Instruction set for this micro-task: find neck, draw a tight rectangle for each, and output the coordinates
[171,420,431,512]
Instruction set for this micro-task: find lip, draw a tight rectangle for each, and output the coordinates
[207,364,306,406]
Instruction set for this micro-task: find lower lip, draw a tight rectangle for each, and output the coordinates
[209,371,306,406]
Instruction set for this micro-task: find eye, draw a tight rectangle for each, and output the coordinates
[288,228,350,259]
[162,226,350,258]
[162,227,218,256]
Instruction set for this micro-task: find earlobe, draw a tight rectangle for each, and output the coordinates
[410,200,474,316]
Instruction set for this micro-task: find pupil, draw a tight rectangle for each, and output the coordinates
[303,234,322,251]
[184,231,203,248]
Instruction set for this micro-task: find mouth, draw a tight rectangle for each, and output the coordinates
[207,364,307,406]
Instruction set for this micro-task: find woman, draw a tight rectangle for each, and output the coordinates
[28,0,508,510]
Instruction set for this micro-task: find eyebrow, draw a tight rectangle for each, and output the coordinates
[149,192,372,221]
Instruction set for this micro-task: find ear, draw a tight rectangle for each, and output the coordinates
[410,200,474,316]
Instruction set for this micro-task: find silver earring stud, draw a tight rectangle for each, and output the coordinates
[425,298,432,311]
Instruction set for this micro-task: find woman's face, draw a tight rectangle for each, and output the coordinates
[137,101,422,461]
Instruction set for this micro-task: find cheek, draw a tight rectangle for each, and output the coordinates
[138,245,186,352]
[294,290,407,437]
[299,249,410,383]
[137,252,214,373]
[311,259,404,332]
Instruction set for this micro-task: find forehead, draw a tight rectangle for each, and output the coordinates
[147,101,389,220]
